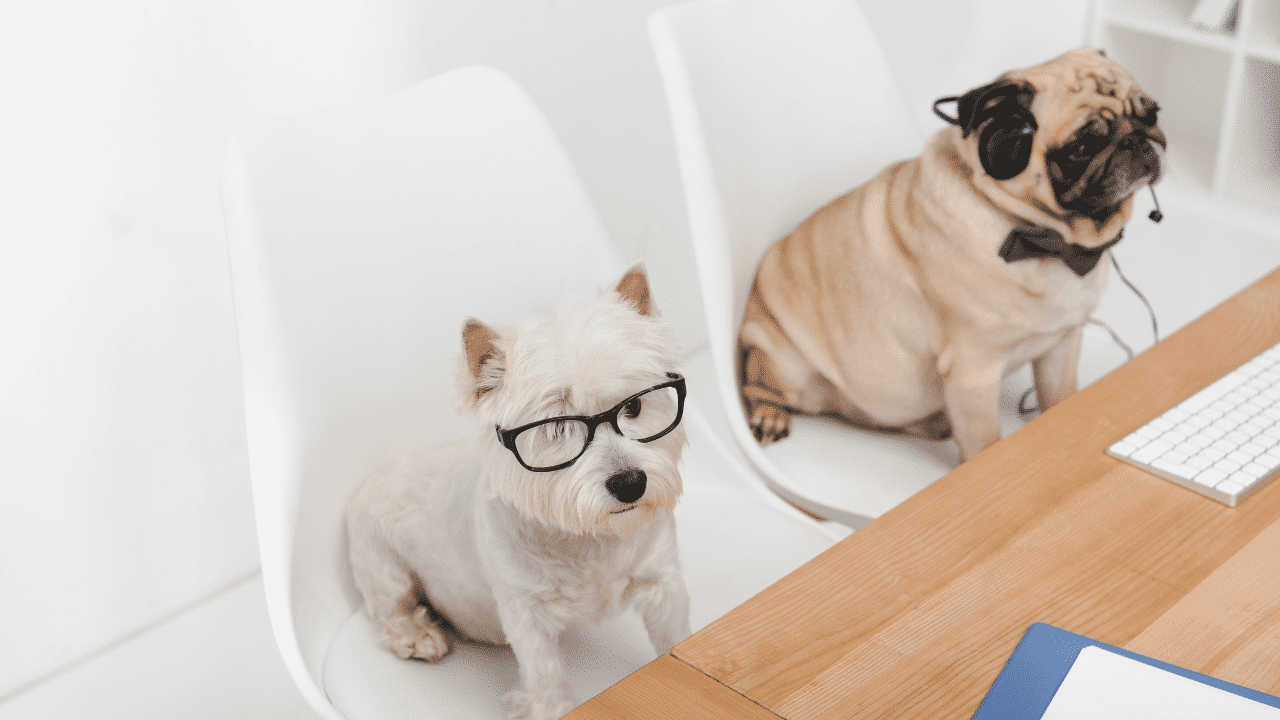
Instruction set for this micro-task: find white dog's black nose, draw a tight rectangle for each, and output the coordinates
[606,469,647,504]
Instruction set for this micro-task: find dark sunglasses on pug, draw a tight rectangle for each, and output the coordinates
[496,373,686,472]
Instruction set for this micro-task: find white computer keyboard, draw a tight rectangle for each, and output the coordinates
[1108,340,1280,507]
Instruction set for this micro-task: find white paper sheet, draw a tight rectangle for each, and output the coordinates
[1041,645,1280,720]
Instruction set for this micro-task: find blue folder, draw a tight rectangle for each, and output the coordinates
[972,623,1280,719]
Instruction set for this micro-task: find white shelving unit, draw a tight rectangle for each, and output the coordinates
[1092,0,1280,214]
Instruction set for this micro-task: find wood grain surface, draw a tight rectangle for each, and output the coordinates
[1125,512,1280,695]
[665,267,1280,719]
[563,655,782,720]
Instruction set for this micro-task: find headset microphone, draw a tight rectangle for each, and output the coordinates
[1148,185,1163,223]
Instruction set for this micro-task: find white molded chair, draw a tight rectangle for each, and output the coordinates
[221,66,839,719]
[649,0,1135,527]
[649,0,944,528]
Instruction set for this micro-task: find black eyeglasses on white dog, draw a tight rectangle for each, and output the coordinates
[496,373,686,472]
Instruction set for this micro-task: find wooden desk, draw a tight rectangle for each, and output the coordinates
[569,267,1280,720]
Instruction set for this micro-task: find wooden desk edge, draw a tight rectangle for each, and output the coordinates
[565,654,782,720]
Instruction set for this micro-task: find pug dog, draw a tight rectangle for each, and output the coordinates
[738,48,1164,462]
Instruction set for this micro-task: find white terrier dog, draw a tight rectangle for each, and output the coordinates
[346,265,692,720]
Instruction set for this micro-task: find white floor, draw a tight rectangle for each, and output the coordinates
[0,573,322,720]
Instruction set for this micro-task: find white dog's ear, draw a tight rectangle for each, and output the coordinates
[615,262,653,316]
[462,319,503,400]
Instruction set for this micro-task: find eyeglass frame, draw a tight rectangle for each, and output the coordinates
[495,372,686,472]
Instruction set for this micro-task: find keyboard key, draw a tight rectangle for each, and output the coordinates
[1203,426,1227,440]
[1173,442,1202,457]
[1161,431,1188,445]
[1136,424,1163,439]
[1194,468,1228,487]
[1242,462,1269,479]
[1227,410,1251,425]
[1149,417,1176,432]
[1213,418,1239,433]
[1256,454,1280,472]
[1212,439,1239,454]
[1200,447,1227,462]
[1123,432,1151,448]
[1226,431,1251,445]
[1163,451,1190,465]
[1230,471,1260,488]
[1228,450,1255,465]
[1218,459,1243,474]
[1186,434,1214,448]
[1131,440,1173,465]
[1186,415,1213,429]
[1217,479,1246,495]
[1151,459,1194,479]
[1187,455,1214,470]
[1110,441,1137,457]
[1240,442,1266,457]
[1257,434,1279,449]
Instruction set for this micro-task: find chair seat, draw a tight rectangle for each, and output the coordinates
[750,320,1133,519]
[323,406,838,719]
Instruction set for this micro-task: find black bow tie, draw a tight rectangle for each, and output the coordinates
[998,226,1124,276]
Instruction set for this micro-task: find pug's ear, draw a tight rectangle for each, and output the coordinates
[615,262,653,316]
[462,319,503,400]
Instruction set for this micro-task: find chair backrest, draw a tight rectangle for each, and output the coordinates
[221,66,622,715]
[650,0,925,524]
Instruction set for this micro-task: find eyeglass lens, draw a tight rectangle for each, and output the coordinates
[513,385,681,470]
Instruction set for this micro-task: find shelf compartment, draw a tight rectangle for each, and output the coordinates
[1102,24,1234,192]
[1245,0,1280,59]
[1106,0,1239,50]
[1222,56,1280,213]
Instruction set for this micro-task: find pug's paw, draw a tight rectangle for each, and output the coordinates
[749,402,792,444]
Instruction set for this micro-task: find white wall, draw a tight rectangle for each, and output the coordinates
[0,0,1087,697]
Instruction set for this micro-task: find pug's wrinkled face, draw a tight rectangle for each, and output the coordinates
[954,49,1165,231]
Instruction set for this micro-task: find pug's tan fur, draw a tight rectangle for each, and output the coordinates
[739,49,1164,461]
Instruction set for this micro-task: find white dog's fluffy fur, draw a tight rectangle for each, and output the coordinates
[346,265,692,720]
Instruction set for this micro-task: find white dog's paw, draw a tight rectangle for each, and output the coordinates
[502,688,576,720]
[385,606,451,662]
